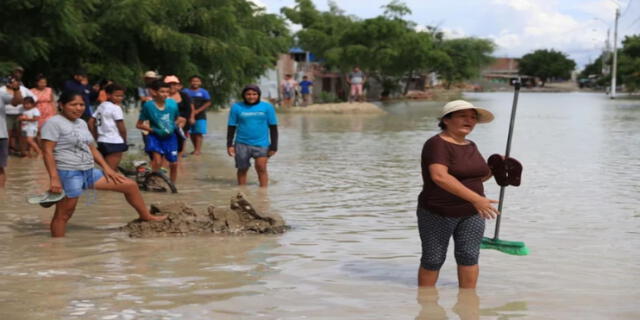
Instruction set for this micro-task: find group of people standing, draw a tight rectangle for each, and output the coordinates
[2,65,505,290]
[0,66,279,238]
[279,66,367,107]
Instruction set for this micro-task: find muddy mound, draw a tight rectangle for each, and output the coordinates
[285,102,385,114]
[121,193,288,238]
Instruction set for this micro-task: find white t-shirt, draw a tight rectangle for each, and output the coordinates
[0,85,38,115]
[21,108,41,132]
[92,101,125,143]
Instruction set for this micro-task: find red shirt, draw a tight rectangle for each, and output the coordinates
[418,134,490,217]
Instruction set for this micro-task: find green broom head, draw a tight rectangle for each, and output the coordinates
[481,237,529,256]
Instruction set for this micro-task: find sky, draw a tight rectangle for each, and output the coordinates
[252,0,640,69]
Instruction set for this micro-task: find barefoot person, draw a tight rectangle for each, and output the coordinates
[417,100,499,288]
[18,97,42,157]
[226,85,278,187]
[41,91,165,237]
[182,75,210,155]
[136,80,184,183]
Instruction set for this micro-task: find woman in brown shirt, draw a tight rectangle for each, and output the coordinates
[417,100,499,288]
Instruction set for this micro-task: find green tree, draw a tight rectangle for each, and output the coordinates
[518,49,576,86]
[0,0,291,105]
[618,35,640,91]
[282,0,495,98]
[433,38,495,89]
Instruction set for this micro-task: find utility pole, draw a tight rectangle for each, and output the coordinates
[610,8,620,99]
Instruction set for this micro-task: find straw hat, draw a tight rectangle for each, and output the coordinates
[440,100,494,123]
[144,70,159,79]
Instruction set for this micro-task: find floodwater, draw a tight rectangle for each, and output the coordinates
[1,92,639,319]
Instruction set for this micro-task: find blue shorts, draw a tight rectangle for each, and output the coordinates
[234,143,269,169]
[58,168,104,198]
[190,119,207,135]
[145,133,178,163]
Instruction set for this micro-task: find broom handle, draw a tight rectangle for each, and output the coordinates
[493,79,521,240]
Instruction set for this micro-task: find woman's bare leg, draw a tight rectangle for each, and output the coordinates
[418,266,439,287]
[237,168,249,185]
[457,265,479,289]
[51,197,79,237]
[93,176,165,221]
[254,157,269,187]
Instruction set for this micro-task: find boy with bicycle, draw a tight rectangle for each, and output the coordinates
[136,80,185,184]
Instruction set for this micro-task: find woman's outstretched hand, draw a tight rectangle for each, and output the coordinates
[103,168,127,184]
[473,197,500,219]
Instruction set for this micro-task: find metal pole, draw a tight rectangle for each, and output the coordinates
[611,8,620,99]
[493,79,521,240]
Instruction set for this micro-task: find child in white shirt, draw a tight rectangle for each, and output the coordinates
[88,84,128,170]
[19,97,41,157]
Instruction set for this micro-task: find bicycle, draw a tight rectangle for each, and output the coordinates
[118,160,178,193]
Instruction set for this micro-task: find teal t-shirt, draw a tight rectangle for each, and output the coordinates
[228,101,278,147]
[139,99,179,137]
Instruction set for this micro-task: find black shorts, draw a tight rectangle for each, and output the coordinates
[97,142,129,156]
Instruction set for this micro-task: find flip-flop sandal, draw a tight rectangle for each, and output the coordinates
[504,157,523,187]
[27,191,65,208]
[487,154,509,187]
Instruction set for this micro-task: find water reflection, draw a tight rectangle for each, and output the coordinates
[416,288,528,320]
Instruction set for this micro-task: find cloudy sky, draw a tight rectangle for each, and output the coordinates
[254,0,639,69]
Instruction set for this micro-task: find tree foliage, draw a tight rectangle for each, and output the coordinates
[618,35,640,91]
[518,49,576,86]
[282,0,495,96]
[0,0,291,105]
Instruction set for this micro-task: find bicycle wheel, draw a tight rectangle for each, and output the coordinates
[143,172,178,193]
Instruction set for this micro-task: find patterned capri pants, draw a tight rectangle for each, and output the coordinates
[417,207,485,270]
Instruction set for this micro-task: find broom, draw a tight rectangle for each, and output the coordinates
[481,80,529,256]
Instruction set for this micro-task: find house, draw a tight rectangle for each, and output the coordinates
[482,57,537,87]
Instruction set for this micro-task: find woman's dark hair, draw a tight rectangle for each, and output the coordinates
[22,96,35,104]
[241,84,262,105]
[105,83,125,94]
[150,79,170,91]
[58,91,84,105]
[438,113,452,130]
[35,73,47,82]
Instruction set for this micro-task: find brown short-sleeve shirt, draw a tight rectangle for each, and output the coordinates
[418,134,490,217]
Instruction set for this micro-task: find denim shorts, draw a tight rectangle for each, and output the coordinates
[145,133,178,163]
[190,119,207,135]
[58,168,104,198]
[234,143,269,169]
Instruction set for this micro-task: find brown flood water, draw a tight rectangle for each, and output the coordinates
[0,92,639,319]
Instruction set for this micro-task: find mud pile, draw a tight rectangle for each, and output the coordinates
[121,193,288,238]
[285,102,385,114]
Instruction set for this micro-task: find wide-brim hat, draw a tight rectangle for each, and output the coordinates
[144,70,159,79]
[439,100,494,123]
